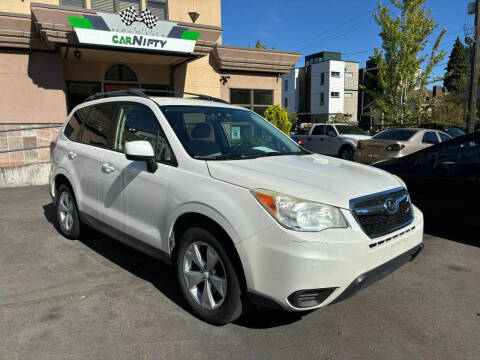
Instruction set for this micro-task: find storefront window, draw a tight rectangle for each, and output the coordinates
[67,82,101,112]
[60,0,86,8]
[230,89,274,117]
[105,65,138,82]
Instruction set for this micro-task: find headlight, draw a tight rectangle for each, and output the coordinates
[251,189,348,232]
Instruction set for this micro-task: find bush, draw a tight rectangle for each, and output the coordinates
[263,105,292,135]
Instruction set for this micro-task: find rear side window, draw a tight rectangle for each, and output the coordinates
[81,103,116,148]
[312,125,325,135]
[64,107,89,142]
[373,129,417,141]
[422,132,439,144]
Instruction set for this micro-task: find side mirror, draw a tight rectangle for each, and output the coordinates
[125,140,158,173]
[327,130,337,137]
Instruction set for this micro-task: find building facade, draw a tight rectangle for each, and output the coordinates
[282,68,299,112]
[282,51,358,124]
[0,0,300,184]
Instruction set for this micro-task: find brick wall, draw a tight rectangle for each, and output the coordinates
[0,124,61,167]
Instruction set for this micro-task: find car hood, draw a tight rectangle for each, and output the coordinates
[207,154,403,209]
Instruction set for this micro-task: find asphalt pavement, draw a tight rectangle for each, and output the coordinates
[0,186,479,360]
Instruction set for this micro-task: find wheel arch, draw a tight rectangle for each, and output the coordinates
[169,210,247,291]
[53,171,78,206]
[338,142,355,156]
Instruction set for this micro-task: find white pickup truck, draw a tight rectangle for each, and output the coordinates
[294,124,371,160]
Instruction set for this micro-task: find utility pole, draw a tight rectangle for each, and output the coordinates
[468,0,480,133]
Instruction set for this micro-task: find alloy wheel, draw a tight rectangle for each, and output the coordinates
[58,191,74,231]
[183,241,227,310]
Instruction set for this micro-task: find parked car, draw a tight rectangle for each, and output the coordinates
[49,89,424,325]
[422,124,466,138]
[294,124,371,160]
[355,128,451,164]
[372,133,480,224]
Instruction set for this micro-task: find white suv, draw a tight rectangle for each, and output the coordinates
[49,89,424,325]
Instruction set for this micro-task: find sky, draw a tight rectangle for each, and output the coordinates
[221,0,473,84]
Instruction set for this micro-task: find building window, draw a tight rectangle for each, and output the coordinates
[331,92,340,98]
[67,82,101,112]
[313,57,319,64]
[320,93,325,105]
[60,0,86,7]
[91,0,141,13]
[344,92,353,98]
[105,65,138,82]
[230,89,274,116]
[345,72,353,78]
[284,79,288,92]
[284,97,288,108]
[147,0,168,20]
[320,73,325,85]
[331,71,341,78]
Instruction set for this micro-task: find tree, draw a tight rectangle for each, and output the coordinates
[443,38,469,94]
[255,40,267,49]
[369,0,447,126]
[287,111,298,129]
[264,105,292,135]
[430,93,466,127]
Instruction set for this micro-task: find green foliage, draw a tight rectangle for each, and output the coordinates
[444,38,469,94]
[255,40,267,49]
[430,93,466,128]
[287,111,298,128]
[370,0,447,126]
[264,105,292,135]
[329,113,351,124]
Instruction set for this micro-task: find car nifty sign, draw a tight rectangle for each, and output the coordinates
[68,7,200,53]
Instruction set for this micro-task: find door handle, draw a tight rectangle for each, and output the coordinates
[102,163,115,174]
[68,151,77,160]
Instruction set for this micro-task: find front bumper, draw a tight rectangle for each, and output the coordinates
[236,205,424,311]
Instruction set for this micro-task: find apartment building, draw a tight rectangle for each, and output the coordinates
[0,0,300,184]
[282,51,359,123]
[282,68,299,112]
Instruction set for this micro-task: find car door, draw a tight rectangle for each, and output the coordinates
[112,102,177,250]
[303,124,325,153]
[76,102,117,221]
[323,125,340,155]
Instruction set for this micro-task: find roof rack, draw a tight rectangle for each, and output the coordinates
[85,88,230,104]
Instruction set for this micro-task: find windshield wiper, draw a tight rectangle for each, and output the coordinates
[195,151,309,161]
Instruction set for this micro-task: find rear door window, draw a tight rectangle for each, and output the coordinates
[438,132,451,142]
[80,103,117,149]
[422,132,439,144]
[64,107,90,142]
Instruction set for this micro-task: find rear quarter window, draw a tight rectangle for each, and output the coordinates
[64,107,89,142]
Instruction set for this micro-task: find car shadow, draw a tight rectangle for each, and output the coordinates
[42,203,308,328]
[424,216,479,248]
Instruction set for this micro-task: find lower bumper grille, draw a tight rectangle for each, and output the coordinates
[350,188,414,239]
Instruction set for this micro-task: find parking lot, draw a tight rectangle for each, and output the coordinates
[0,186,479,360]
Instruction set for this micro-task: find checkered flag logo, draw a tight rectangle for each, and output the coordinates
[119,6,158,29]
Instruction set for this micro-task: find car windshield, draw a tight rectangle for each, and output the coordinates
[444,127,465,137]
[372,129,417,141]
[335,125,367,135]
[160,105,307,160]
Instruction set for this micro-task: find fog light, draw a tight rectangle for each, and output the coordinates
[288,288,336,308]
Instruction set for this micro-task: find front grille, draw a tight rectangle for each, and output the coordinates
[350,188,413,239]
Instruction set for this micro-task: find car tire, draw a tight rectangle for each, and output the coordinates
[339,146,354,161]
[176,227,243,325]
[56,184,82,240]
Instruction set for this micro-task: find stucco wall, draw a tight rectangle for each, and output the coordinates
[169,0,221,27]
[1,0,59,14]
[0,50,67,124]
